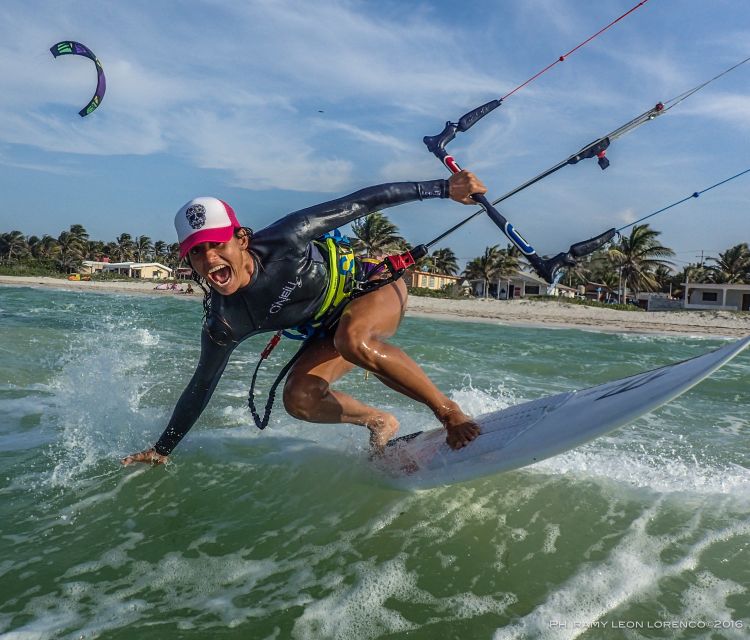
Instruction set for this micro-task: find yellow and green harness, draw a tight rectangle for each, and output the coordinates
[300,230,381,335]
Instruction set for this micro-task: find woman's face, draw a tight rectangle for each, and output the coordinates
[188,230,253,295]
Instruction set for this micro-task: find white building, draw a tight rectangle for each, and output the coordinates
[472,270,576,299]
[81,261,173,279]
[682,282,750,311]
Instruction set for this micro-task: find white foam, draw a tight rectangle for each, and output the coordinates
[6,484,519,638]
[530,440,750,500]
[133,328,159,346]
[291,556,418,639]
[542,524,561,554]
[493,505,750,640]
[37,317,176,488]
[675,574,746,638]
[449,381,518,417]
[292,554,517,639]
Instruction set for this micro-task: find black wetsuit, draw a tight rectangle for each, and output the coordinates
[154,179,449,455]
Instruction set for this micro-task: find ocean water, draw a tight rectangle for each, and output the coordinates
[0,285,748,640]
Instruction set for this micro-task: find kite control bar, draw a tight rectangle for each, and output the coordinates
[423,101,615,283]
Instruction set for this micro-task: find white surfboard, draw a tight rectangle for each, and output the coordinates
[378,336,750,489]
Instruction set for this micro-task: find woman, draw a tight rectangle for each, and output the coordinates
[122,170,486,466]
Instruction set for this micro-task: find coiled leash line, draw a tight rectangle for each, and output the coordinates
[247,329,318,430]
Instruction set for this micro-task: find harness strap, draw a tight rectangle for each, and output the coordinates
[312,233,355,322]
[349,245,429,299]
[248,331,312,430]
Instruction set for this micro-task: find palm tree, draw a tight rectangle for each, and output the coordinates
[166,242,181,269]
[0,231,29,263]
[607,224,675,298]
[653,264,674,293]
[463,245,505,297]
[412,251,435,273]
[558,246,609,288]
[557,263,588,288]
[153,240,168,263]
[497,244,520,277]
[430,247,459,275]
[87,240,106,260]
[350,212,406,257]
[113,233,135,262]
[86,240,109,260]
[56,230,85,272]
[135,235,154,263]
[31,235,60,261]
[68,224,89,248]
[706,243,750,284]
[26,235,41,257]
[671,262,717,300]
[596,270,620,300]
[103,241,118,260]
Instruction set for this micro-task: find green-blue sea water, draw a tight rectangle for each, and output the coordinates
[1,285,748,640]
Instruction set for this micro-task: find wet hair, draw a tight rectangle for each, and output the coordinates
[187,226,254,345]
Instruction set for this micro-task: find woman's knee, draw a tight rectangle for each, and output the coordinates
[282,374,328,420]
[333,328,376,367]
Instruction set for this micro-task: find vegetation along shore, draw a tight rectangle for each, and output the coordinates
[2,214,749,340]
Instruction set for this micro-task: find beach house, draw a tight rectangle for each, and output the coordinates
[404,270,469,293]
[682,282,750,311]
[469,270,576,299]
[81,261,173,279]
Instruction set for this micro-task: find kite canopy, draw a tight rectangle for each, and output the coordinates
[50,41,106,117]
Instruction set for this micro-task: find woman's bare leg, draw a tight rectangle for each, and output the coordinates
[333,279,479,449]
[284,279,479,450]
[283,334,400,450]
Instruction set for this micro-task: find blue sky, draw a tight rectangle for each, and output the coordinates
[0,0,748,270]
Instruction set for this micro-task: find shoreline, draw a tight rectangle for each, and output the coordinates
[2,275,749,338]
[405,297,750,339]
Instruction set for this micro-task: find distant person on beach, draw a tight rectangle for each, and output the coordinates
[122,171,485,466]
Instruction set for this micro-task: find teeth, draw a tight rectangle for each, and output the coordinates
[208,265,228,274]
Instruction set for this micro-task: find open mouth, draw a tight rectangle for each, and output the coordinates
[207,264,232,287]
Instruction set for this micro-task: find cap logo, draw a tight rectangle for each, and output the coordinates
[185,204,206,229]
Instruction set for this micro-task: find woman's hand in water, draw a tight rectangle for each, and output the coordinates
[121,447,169,466]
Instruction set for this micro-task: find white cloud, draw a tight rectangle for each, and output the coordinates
[173,109,354,191]
[0,0,510,187]
[0,110,167,156]
[316,120,412,153]
[675,93,750,131]
[0,150,82,176]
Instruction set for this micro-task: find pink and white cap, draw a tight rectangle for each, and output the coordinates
[174,197,241,259]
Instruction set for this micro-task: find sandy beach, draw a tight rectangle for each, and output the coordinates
[406,296,750,338]
[2,275,749,338]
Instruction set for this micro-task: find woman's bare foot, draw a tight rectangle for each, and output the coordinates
[437,404,480,450]
[367,412,400,455]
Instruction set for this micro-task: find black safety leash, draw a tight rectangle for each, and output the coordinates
[248,329,320,429]
[248,331,285,429]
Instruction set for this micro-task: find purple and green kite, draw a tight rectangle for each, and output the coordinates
[50,41,106,117]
